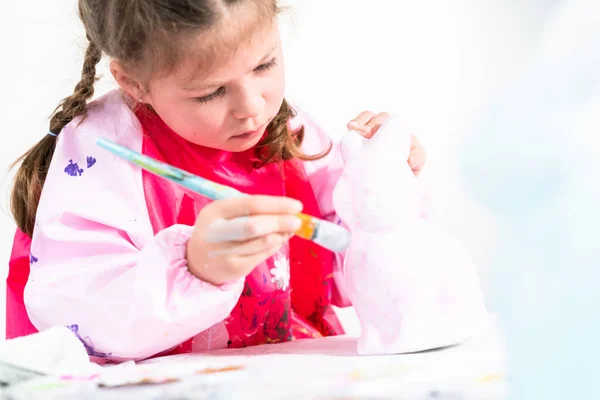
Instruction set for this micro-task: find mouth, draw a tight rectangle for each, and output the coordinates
[230,122,268,140]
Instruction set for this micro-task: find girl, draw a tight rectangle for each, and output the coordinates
[7,0,426,361]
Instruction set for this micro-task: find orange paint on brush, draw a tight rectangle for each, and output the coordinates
[295,213,317,240]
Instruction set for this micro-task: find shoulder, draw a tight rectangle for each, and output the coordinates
[57,90,142,154]
[35,90,152,244]
[47,89,145,192]
[50,89,144,185]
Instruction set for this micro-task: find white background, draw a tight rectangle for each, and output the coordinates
[0,0,559,338]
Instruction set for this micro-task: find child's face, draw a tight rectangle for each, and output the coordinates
[141,22,285,152]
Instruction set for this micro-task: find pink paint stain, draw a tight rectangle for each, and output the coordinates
[60,374,100,381]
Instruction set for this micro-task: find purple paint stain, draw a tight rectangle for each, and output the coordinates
[64,160,84,177]
[66,324,112,358]
[86,156,97,168]
[30,254,38,264]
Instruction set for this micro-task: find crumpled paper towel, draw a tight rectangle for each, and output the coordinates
[0,326,101,385]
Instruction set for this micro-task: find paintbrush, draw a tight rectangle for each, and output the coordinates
[96,137,351,253]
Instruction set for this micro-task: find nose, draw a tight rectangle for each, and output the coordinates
[231,84,265,121]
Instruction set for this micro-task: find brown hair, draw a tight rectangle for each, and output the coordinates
[11,0,329,237]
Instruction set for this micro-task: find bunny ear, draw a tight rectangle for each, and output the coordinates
[340,129,366,163]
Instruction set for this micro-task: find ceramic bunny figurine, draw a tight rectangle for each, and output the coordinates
[332,116,489,355]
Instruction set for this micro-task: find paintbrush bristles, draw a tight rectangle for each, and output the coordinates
[294,214,318,241]
[309,218,352,253]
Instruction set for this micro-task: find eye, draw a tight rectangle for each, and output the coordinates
[194,86,226,104]
[254,57,278,73]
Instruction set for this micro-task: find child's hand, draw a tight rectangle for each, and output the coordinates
[347,111,427,176]
[186,196,303,285]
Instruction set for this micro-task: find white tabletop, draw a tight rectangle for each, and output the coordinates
[4,315,508,399]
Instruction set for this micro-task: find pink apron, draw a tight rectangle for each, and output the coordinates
[6,108,344,353]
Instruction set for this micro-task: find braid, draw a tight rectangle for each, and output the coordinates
[49,39,102,134]
[11,38,102,236]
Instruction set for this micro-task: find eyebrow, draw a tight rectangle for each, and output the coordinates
[182,45,278,92]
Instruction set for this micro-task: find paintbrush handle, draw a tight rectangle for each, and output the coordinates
[178,173,245,200]
[98,136,242,200]
[97,137,350,252]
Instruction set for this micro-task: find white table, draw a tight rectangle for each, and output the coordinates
[3,316,508,399]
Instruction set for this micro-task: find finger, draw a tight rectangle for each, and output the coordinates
[229,240,289,274]
[363,112,390,138]
[206,195,303,219]
[208,233,290,257]
[411,161,424,176]
[204,215,302,243]
[409,147,427,175]
[410,135,421,150]
[408,146,427,168]
[347,111,376,133]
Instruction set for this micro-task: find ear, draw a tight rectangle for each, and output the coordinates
[339,130,366,163]
[110,60,150,103]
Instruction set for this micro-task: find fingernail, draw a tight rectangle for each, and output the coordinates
[289,216,303,231]
[361,125,372,134]
[347,120,360,130]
